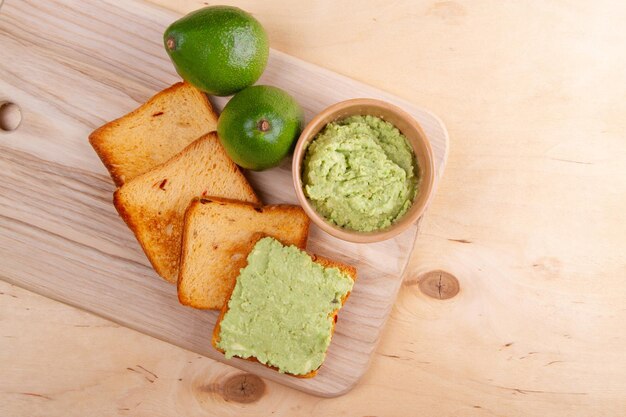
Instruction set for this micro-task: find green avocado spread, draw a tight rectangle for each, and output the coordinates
[303,115,419,232]
[216,237,354,375]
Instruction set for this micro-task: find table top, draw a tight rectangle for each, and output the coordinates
[1,0,625,415]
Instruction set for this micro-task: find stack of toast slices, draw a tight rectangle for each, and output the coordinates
[89,82,357,377]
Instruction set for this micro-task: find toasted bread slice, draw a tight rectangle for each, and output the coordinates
[212,237,356,378]
[178,197,310,310]
[89,82,218,186]
[114,133,260,283]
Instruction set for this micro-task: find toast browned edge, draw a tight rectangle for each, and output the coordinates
[113,186,175,280]
[113,188,169,282]
[89,81,218,187]
[177,196,311,307]
[112,134,261,283]
[211,238,357,378]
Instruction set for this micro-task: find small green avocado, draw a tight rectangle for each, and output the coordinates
[217,85,304,171]
[164,6,269,96]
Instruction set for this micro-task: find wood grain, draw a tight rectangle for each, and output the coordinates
[3,0,626,415]
[0,0,447,397]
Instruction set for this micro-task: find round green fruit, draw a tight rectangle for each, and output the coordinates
[217,86,304,171]
[164,6,269,96]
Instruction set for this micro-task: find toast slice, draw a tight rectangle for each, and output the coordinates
[114,133,260,283]
[212,237,356,378]
[178,197,311,310]
[89,82,218,186]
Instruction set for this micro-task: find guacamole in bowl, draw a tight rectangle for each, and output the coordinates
[302,115,419,232]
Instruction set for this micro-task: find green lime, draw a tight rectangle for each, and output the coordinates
[164,6,269,96]
[217,86,304,171]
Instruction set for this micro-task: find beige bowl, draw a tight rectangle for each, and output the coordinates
[292,98,436,243]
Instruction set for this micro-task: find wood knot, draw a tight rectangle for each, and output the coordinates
[416,270,459,300]
[222,374,265,403]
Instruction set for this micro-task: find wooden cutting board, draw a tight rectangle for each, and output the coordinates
[0,0,448,396]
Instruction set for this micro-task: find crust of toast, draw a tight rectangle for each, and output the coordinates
[113,133,260,283]
[184,196,310,249]
[211,239,356,378]
[113,188,165,277]
[177,197,310,309]
[90,82,218,186]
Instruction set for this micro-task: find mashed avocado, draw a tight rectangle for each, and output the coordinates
[303,115,418,232]
[216,237,354,375]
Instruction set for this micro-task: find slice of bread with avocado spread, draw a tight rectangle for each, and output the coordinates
[212,237,356,377]
[114,133,260,283]
[178,198,310,310]
[89,82,218,186]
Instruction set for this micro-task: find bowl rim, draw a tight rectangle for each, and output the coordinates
[292,98,436,243]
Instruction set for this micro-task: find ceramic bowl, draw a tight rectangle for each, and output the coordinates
[292,98,435,243]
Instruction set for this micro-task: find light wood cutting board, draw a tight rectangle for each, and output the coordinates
[0,0,448,396]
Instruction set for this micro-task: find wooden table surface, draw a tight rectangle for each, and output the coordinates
[1,0,625,415]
